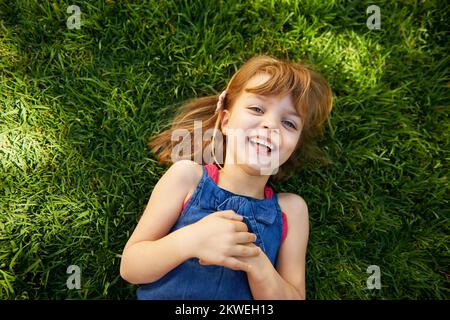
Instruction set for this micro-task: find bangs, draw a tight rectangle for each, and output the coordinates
[243,67,312,119]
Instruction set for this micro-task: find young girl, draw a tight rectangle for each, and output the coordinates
[120,55,333,300]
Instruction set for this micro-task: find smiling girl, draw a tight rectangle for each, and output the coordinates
[120,55,333,299]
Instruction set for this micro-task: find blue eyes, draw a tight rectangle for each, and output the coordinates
[250,106,263,113]
[284,121,296,129]
[249,106,297,129]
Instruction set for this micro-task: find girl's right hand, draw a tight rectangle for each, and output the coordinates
[187,210,260,272]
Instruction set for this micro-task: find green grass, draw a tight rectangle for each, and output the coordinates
[0,0,448,299]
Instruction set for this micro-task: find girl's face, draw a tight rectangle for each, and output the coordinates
[221,74,303,174]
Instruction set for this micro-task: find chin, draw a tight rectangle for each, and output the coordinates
[240,161,280,176]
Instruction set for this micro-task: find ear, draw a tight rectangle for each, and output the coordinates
[220,109,231,135]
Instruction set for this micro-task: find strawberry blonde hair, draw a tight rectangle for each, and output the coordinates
[149,55,333,183]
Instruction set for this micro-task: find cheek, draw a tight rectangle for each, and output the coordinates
[228,110,245,125]
[228,112,255,131]
[283,134,300,155]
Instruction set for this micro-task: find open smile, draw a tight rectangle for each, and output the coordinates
[247,136,275,155]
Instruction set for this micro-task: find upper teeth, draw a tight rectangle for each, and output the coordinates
[249,137,273,150]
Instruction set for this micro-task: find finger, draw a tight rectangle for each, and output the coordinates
[218,210,243,221]
[234,232,257,244]
[222,257,251,272]
[232,220,249,232]
[228,244,261,257]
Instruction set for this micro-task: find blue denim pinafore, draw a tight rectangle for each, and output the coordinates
[136,163,283,300]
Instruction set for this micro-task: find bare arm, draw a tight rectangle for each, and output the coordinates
[119,160,199,284]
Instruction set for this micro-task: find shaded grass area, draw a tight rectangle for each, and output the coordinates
[0,0,448,299]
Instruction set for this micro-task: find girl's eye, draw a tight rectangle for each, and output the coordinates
[249,106,263,113]
[249,106,297,129]
[283,120,296,129]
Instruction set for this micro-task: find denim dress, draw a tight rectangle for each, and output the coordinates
[136,163,283,300]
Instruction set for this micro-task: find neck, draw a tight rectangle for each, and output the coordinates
[217,162,271,199]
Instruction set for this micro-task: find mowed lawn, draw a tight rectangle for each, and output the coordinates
[0,0,448,299]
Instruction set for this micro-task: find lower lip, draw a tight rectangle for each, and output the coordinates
[247,137,271,156]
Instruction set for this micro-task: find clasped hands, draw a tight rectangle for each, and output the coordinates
[189,210,268,274]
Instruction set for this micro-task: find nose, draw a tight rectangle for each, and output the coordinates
[258,115,281,145]
[260,113,279,130]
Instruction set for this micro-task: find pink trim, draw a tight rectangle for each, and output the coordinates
[180,163,288,244]
[205,163,219,184]
[264,185,274,199]
[182,196,191,211]
[281,212,287,244]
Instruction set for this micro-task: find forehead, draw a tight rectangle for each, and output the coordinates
[241,74,295,108]
[244,73,271,89]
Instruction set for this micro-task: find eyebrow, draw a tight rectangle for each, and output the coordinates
[285,110,302,119]
[248,93,302,119]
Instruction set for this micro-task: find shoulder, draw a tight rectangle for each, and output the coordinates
[278,193,308,218]
[277,192,309,229]
[169,160,203,187]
